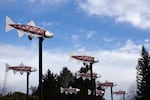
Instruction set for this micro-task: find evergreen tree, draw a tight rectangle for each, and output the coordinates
[43,69,60,100]
[31,66,104,100]
[58,67,74,88]
[58,67,75,100]
[136,46,150,100]
[73,64,104,100]
[73,65,91,100]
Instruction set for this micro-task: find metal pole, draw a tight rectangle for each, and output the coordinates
[110,86,113,100]
[89,63,93,100]
[93,78,96,100]
[89,63,96,100]
[39,37,43,100]
[123,93,125,100]
[27,72,29,100]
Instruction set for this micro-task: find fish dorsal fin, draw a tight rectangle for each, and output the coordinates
[28,20,36,26]
[83,77,86,80]
[17,23,24,38]
[28,35,33,40]
[96,81,100,84]
[20,63,24,66]
[13,70,17,74]
[65,91,68,95]
[60,87,64,93]
[17,30,24,37]
[87,70,90,74]
[20,71,23,75]
[105,80,108,83]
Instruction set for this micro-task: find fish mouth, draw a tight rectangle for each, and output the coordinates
[45,31,54,38]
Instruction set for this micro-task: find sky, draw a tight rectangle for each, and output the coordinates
[0,0,150,99]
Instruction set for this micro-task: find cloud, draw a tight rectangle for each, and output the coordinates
[27,0,68,5]
[26,0,70,10]
[0,0,69,14]
[40,21,61,28]
[71,34,79,41]
[41,21,53,27]
[118,39,142,53]
[27,0,69,13]
[103,37,114,43]
[77,0,150,29]
[85,31,96,39]
[86,32,93,39]
[79,29,97,39]
[144,39,150,43]
[0,39,149,93]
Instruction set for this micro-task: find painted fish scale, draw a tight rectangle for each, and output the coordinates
[64,88,76,92]
[9,24,46,36]
[82,56,94,62]
[96,90,103,94]
[100,82,114,86]
[78,56,94,62]
[113,91,126,94]
[72,55,95,63]
[80,73,97,77]
[9,66,32,71]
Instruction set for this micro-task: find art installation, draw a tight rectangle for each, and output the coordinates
[88,89,104,96]
[60,87,80,94]
[5,63,37,75]
[76,71,98,80]
[71,55,99,63]
[6,16,54,40]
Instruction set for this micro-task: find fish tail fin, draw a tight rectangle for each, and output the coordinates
[6,16,15,32]
[69,53,74,62]
[5,63,10,72]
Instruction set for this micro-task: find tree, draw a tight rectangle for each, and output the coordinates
[73,65,91,100]
[31,66,105,100]
[136,46,150,100]
[30,86,38,96]
[58,67,74,88]
[73,64,104,100]
[0,92,38,100]
[42,69,60,100]
[58,67,75,100]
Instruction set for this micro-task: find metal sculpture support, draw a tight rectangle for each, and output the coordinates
[97,81,116,100]
[123,93,125,100]
[89,63,96,100]
[113,90,126,100]
[5,16,54,100]
[110,86,113,100]
[71,54,99,100]
[27,72,30,100]
[39,37,43,100]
